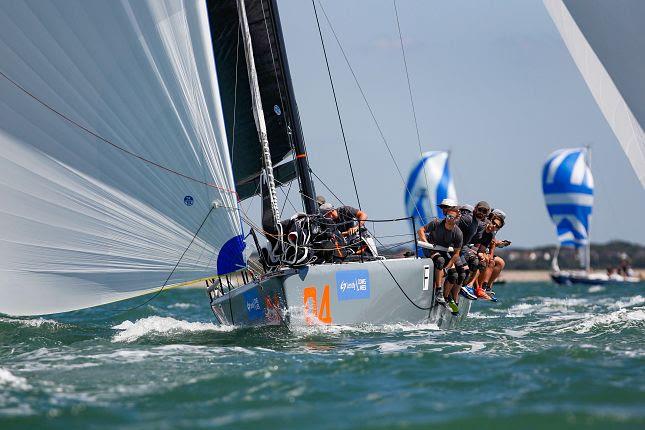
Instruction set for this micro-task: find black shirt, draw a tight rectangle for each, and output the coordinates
[457,211,479,245]
[335,206,360,232]
[423,218,463,249]
[472,224,496,248]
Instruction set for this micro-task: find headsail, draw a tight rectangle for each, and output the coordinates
[0,0,244,316]
[405,151,457,228]
[544,0,645,187]
[542,148,594,268]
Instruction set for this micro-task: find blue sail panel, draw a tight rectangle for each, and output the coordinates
[405,151,457,231]
[542,148,594,248]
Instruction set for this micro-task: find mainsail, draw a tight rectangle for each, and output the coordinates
[544,0,645,187]
[206,0,316,205]
[405,151,457,228]
[0,0,244,316]
[542,148,594,268]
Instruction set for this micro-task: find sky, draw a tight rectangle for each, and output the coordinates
[245,0,644,248]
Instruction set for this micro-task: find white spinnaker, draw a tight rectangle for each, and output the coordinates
[544,0,645,187]
[0,0,242,316]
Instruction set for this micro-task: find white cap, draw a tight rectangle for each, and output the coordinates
[438,198,459,208]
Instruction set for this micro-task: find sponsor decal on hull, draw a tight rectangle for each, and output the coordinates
[335,270,370,301]
[243,289,264,321]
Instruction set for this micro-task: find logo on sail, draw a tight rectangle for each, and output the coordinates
[335,270,370,301]
[184,195,194,206]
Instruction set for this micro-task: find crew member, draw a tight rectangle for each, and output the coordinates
[417,200,463,315]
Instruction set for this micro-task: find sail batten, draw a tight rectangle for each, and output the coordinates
[0,0,245,316]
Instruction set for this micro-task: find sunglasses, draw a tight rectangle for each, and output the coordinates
[476,207,490,214]
[445,214,458,220]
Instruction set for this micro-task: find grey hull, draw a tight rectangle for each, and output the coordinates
[210,258,471,329]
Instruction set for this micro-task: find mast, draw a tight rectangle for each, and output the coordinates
[583,145,592,272]
[270,0,318,214]
[551,244,561,272]
[236,0,280,227]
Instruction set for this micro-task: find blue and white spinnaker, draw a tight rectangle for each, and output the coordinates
[542,148,594,250]
[405,151,457,229]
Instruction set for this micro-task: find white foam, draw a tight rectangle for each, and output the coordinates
[168,303,195,310]
[0,317,61,328]
[467,312,499,319]
[378,342,410,353]
[588,285,605,293]
[607,295,645,310]
[0,368,31,390]
[111,316,233,343]
[506,297,592,317]
[290,321,440,337]
[556,308,645,334]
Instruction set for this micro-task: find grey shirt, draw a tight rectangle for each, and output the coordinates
[423,218,463,249]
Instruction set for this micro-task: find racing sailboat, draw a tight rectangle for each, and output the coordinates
[206,0,469,328]
[543,0,644,285]
[542,148,639,285]
[0,0,468,327]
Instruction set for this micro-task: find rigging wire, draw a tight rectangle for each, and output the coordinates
[311,0,362,211]
[0,69,236,196]
[309,168,346,207]
[114,204,216,313]
[393,0,431,198]
[315,2,422,219]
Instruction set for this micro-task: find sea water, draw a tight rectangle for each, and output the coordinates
[1,282,643,429]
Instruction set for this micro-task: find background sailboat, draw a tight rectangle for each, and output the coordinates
[542,148,638,285]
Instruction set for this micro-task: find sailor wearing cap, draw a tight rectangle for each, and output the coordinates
[417,199,463,315]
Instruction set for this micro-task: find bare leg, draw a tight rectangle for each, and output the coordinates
[480,260,495,284]
[451,282,460,303]
[489,257,505,288]
[443,281,454,300]
[434,268,444,290]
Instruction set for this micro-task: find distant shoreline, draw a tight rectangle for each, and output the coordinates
[501,269,644,282]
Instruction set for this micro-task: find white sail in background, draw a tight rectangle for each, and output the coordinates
[0,0,245,316]
[544,0,645,187]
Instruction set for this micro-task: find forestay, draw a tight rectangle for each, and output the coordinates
[405,151,457,229]
[542,148,594,248]
[0,0,244,316]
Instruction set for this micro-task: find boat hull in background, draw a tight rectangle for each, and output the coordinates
[210,258,471,329]
[551,271,640,285]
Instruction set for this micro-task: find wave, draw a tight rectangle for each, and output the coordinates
[112,316,233,343]
[568,308,645,334]
[0,317,62,328]
[0,368,31,391]
[552,307,645,334]
[290,321,441,337]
